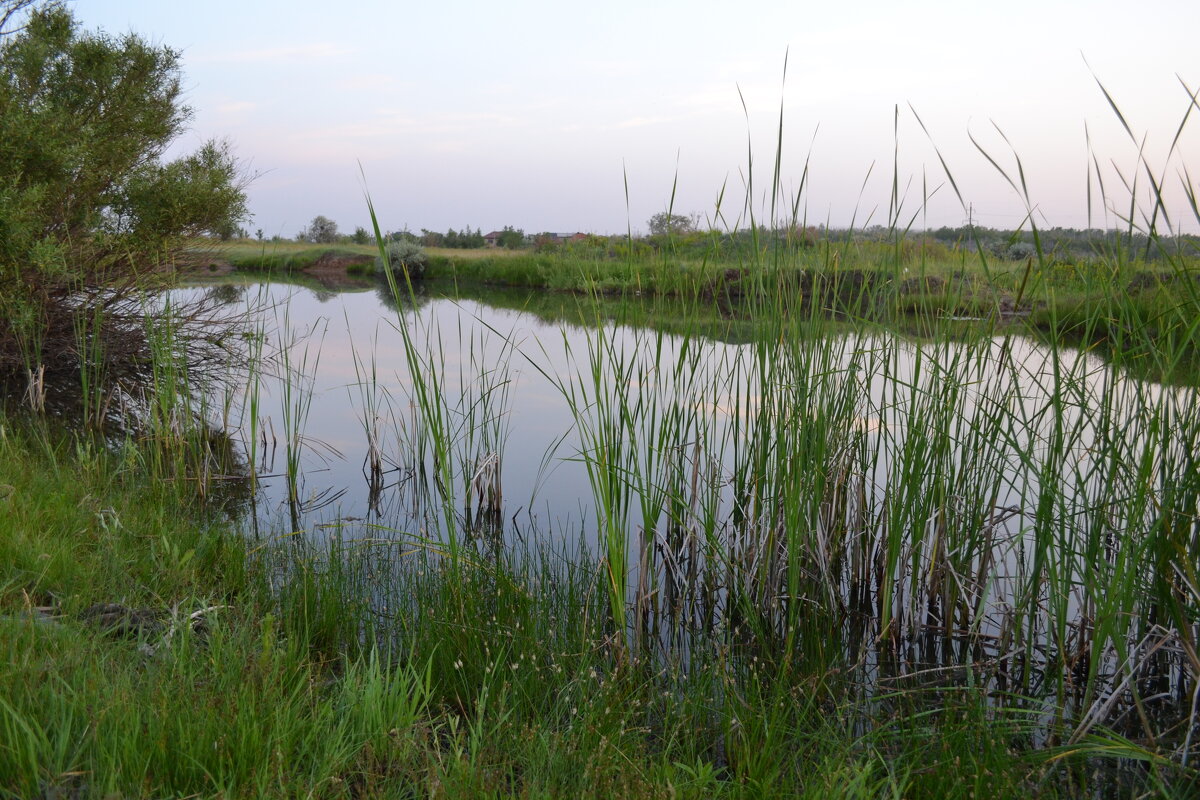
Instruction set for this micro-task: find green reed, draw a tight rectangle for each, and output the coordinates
[366,193,523,579]
[274,302,327,521]
[451,324,515,530]
[72,297,109,429]
[241,293,268,495]
[138,295,213,494]
[345,318,391,513]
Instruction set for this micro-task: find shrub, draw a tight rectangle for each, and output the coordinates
[299,215,338,243]
[0,1,247,385]
[1006,242,1036,261]
[376,240,428,280]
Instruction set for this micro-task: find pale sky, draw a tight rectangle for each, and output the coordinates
[75,0,1199,237]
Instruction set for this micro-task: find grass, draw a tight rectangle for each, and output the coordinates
[3,418,1177,797]
[207,230,1200,389]
[189,240,524,272]
[0,417,1132,796]
[410,248,1200,390]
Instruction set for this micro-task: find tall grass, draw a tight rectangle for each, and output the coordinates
[274,303,328,521]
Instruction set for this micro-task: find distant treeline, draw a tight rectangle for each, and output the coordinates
[921,224,1200,262]
[636,224,1200,263]
[388,226,525,250]
[284,215,1199,263]
[410,227,486,249]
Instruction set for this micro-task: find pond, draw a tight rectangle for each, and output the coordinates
[184,276,1200,743]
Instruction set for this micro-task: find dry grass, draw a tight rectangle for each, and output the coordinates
[187,239,526,264]
[426,246,525,260]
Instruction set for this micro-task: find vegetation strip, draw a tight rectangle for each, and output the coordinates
[4,422,1189,797]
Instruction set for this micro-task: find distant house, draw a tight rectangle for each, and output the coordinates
[485,231,587,247]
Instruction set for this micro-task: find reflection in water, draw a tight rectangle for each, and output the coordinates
[181,278,1200,750]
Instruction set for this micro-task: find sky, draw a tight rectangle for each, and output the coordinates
[72,0,1200,237]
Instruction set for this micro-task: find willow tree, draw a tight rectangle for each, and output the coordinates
[0,1,247,392]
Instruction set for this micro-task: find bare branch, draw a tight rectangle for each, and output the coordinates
[0,0,47,38]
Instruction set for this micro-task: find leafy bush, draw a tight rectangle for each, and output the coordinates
[0,1,247,384]
[376,240,428,280]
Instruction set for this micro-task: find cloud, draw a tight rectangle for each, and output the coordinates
[676,84,746,113]
[194,42,353,64]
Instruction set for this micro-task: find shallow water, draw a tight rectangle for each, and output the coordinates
[198,280,638,543]
[192,279,1187,554]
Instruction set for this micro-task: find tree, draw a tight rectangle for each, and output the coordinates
[301,215,338,244]
[351,226,371,245]
[647,212,697,237]
[0,1,248,383]
[498,226,525,249]
[390,228,419,244]
[532,232,559,252]
[442,226,484,249]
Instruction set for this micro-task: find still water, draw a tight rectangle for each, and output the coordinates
[184,278,1190,597]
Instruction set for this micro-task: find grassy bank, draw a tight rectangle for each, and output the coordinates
[193,242,379,274]
[205,235,1200,384]
[2,415,1183,797]
[431,246,1199,324]
[413,247,1200,386]
[190,241,525,274]
[207,232,1200,381]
